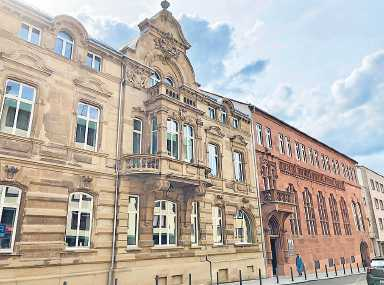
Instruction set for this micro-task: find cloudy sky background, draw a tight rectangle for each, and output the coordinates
[21,0,384,173]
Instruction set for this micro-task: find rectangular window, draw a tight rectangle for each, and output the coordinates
[265,127,272,149]
[0,80,36,137]
[233,151,245,182]
[325,156,330,171]
[375,198,379,209]
[233,117,239,129]
[300,144,307,162]
[167,119,179,159]
[376,182,380,193]
[191,201,199,245]
[150,115,158,155]
[314,150,320,168]
[308,148,314,165]
[86,52,102,72]
[256,123,263,145]
[321,154,326,170]
[381,184,384,193]
[75,103,100,151]
[132,119,142,154]
[208,144,219,177]
[278,134,285,154]
[370,179,376,191]
[208,107,216,120]
[380,200,384,210]
[380,218,384,230]
[220,109,227,124]
[183,125,194,163]
[18,23,41,45]
[127,195,139,247]
[295,142,301,161]
[212,206,223,245]
[285,136,292,157]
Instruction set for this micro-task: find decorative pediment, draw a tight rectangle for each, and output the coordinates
[230,135,247,146]
[205,126,225,138]
[73,77,112,98]
[154,32,181,60]
[0,51,53,76]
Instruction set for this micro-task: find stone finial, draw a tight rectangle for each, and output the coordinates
[161,0,170,10]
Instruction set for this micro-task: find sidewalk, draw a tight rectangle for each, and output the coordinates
[226,266,366,285]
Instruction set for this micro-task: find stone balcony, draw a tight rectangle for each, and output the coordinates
[260,189,295,214]
[121,154,212,191]
[148,82,180,100]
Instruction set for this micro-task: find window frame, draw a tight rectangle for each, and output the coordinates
[285,136,292,157]
[233,209,252,244]
[303,188,317,235]
[232,117,239,129]
[153,200,177,247]
[265,127,272,149]
[256,123,263,145]
[233,151,245,182]
[191,201,199,246]
[0,79,36,137]
[18,22,41,45]
[75,102,100,151]
[149,71,161,87]
[212,206,224,245]
[317,191,330,236]
[166,119,179,159]
[208,107,216,120]
[278,133,285,154]
[220,109,228,124]
[132,118,143,154]
[340,197,352,235]
[55,31,74,60]
[208,143,220,177]
[65,192,93,250]
[86,52,102,72]
[183,124,194,163]
[329,194,342,235]
[150,114,158,155]
[0,185,22,253]
[127,195,139,248]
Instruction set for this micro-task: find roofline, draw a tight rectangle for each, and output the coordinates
[357,165,384,179]
[250,105,358,164]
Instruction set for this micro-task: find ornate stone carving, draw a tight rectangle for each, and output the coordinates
[230,135,247,146]
[0,51,53,76]
[73,77,112,98]
[4,165,19,180]
[242,197,249,204]
[205,126,225,138]
[126,66,148,90]
[154,32,181,60]
[79,176,93,189]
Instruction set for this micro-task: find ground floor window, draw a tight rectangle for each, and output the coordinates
[191,201,199,245]
[212,206,224,245]
[127,195,139,247]
[234,209,252,244]
[153,200,177,246]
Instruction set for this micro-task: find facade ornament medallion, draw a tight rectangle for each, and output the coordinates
[79,175,93,190]
[154,32,181,60]
[4,165,19,180]
[126,67,148,90]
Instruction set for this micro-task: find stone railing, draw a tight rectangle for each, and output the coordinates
[125,154,160,171]
[261,189,295,204]
[148,82,179,100]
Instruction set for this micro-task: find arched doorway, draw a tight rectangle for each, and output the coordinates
[268,216,280,275]
[360,241,370,267]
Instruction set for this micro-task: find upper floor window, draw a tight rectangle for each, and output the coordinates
[212,206,224,245]
[376,182,380,193]
[325,156,330,171]
[127,195,139,247]
[150,115,158,155]
[295,142,301,161]
[86,52,102,72]
[321,154,326,170]
[233,117,239,129]
[370,179,376,191]
[379,218,384,231]
[300,144,307,162]
[191,201,199,246]
[380,200,384,210]
[335,160,340,175]
[287,185,301,236]
[375,198,379,209]
[167,119,179,159]
[352,201,365,231]
[381,184,384,193]
[149,71,161,87]
[308,148,314,165]
[303,188,317,235]
[233,151,245,182]
[18,23,41,45]
[220,109,228,124]
[164,77,174,87]
[314,150,320,168]
[331,159,336,174]
[208,144,219,177]
[0,80,36,137]
[256,123,263,145]
[234,210,252,244]
[0,186,21,253]
[153,200,177,246]
[329,194,342,235]
[55,31,74,60]
[208,107,216,120]
[285,136,292,157]
[265,127,272,149]
[317,191,330,235]
[278,134,285,154]
[75,103,100,151]
[65,192,93,249]
[340,197,352,235]
[133,118,142,154]
[183,124,194,163]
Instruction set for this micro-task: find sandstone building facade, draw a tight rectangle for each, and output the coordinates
[250,106,371,276]
[0,1,264,284]
[357,166,384,257]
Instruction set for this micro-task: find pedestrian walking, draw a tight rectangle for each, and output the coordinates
[296,254,304,276]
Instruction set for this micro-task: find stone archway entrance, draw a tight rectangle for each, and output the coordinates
[360,241,370,267]
[268,216,280,275]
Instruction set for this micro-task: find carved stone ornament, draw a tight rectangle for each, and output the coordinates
[195,184,206,196]
[73,77,112,98]
[205,126,225,138]
[154,32,181,60]
[126,66,148,90]
[4,165,19,180]
[242,197,250,204]
[230,135,247,146]
[80,175,93,189]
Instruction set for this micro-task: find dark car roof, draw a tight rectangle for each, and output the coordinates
[372,257,384,260]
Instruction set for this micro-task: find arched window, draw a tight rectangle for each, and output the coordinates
[55,31,74,59]
[234,209,252,244]
[340,197,352,235]
[287,185,301,236]
[164,77,174,87]
[212,206,224,245]
[167,119,179,159]
[65,192,93,249]
[329,194,342,235]
[149,71,161,87]
[133,118,142,154]
[153,200,177,246]
[303,188,317,235]
[352,201,365,231]
[317,191,330,235]
[0,185,21,252]
[183,124,194,163]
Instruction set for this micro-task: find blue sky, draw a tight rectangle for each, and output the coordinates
[22,0,384,173]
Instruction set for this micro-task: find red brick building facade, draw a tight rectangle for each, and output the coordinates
[250,106,371,276]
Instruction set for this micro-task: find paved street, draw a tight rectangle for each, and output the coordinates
[300,274,366,285]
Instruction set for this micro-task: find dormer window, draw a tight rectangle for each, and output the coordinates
[55,31,74,60]
[164,77,174,87]
[208,107,216,120]
[233,117,239,129]
[149,71,161,87]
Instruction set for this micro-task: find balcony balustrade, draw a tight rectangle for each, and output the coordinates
[149,82,179,100]
[261,189,295,205]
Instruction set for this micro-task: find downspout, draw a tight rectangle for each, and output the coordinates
[249,108,267,275]
[108,59,126,285]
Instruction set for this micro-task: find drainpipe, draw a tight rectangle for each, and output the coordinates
[205,255,213,285]
[249,109,267,274]
[108,59,126,285]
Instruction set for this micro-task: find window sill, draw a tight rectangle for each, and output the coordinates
[0,251,21,256]
[212,244,225,248]
[234,243,253,247]
[190,245,203,249]
[151,246,184,251]
[126,247,143,252]
[61,248,97,254]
